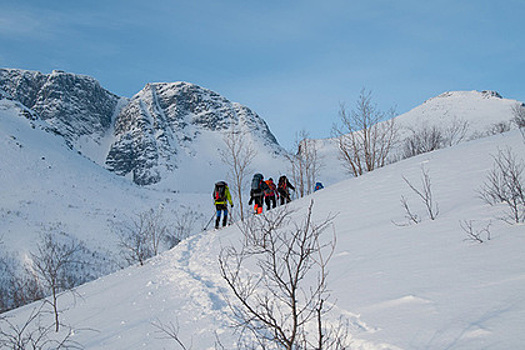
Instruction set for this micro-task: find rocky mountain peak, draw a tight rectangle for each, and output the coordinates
[106,81,281,186]
[0,68,120,146]
[1,68,283,187]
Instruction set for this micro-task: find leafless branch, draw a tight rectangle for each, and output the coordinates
[332,88,398,177]
[478,147,525,224]
[460,220,492,243]
[219,201,347,349]
[402,165,439,220]
[152,319,191,350]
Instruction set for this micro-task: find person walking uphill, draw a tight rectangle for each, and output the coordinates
[278,175,295,205]
[249,173,268,214]
[213,181,233,229]
[264,178,279,210]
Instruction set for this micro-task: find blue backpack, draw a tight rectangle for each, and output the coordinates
[251,173,264,191]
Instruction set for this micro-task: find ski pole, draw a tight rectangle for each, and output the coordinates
[203,213,215,231]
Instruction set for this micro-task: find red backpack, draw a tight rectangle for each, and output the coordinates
[214,181,227,201]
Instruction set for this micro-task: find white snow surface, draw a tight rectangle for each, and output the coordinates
[4,114,525,347]
[2,90,525,349]
[0,97,210,255]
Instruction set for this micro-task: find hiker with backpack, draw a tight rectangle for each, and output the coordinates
[264,178,279,210]
[248,173,268,214]
[213,181,233,229]
[278,175,295,205]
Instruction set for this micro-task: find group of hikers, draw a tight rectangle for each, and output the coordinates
[248,173,296,214]
[212,174,296,230]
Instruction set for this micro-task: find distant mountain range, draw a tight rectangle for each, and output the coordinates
[0,68,283,187]
[1,68,523,191]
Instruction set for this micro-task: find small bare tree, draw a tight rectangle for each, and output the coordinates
[0,304,82,349]
[478,147,525,224]
[402,165,439,221]
[511,102,525,140]
[30,232,84,332]
[219,202,348,350]
[167,207,204,248]
[1,249,44,313]
[152,318,191,350]
[115,208,172,266]
[220,127,258,221]
[460,220,491,243]
[286,130,323,198]
[332,88,397,177]
[392,195,421,226]
[402,118,469,158]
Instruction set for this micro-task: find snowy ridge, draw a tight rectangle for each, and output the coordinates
[397,90,518,135]
[313,90,522,187]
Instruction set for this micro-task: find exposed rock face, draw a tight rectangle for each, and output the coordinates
[106,82,281,185]
[0,69,120,145]
[1,69,282,186]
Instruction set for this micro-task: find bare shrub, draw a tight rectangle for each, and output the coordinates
[220,127,258,221]
[0,249,44,313]
[332,88,397,177]
[392,195,421,226]
[402,118,469,158]
[219,202,349,350]
[286,130,323,198]
[115,208,173,266]
[478,147,525,224]
[512,103,525,140]
[0,304,82,349]
[442,117,470,147]
[152,319,191,350]
[402,124,444,158]
[460,220,492,243]
[486,121,511,135]
[512,103,525,128]
[29,232,90,332]
[166,207,204,248]
[402,166,439,221]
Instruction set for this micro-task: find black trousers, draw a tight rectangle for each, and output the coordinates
[279,190,291,205]
[265,195,277,210]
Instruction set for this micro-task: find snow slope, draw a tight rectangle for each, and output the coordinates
[5,129,524,349]
[315,90,521,187]
[0,97,211,256]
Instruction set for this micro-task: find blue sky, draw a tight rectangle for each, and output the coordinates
[1,0,523,148]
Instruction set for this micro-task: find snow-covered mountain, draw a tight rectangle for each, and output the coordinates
[106,81,283,187]
[0,68,286,189]
[395,90,519,136]
[0,94,188,256]
[315,89,522,186]
[0,68,122,153]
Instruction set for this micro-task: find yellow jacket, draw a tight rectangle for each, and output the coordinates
[213,184,233,206]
